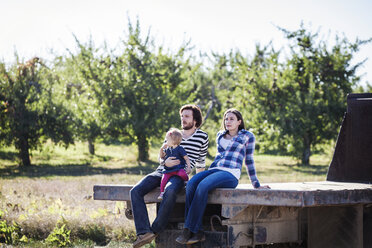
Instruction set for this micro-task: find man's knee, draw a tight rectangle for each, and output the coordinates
[164,186,178,197]
[164,178,183,196]
[130,184,141,199]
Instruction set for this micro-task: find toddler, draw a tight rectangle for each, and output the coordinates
[158,128,191,200]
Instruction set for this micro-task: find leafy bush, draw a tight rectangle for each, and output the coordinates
[0,209,27,245]
[45,222,72,247]
[76,224,107,246]
[0,219,20,244]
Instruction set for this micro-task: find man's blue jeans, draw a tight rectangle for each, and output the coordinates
[184,169,238,233]
[130,171,184,235]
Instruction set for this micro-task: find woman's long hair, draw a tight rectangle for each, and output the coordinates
[221,108,245,131]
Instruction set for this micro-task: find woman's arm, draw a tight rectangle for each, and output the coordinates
[244,133,270,189]
[244,133,261,188]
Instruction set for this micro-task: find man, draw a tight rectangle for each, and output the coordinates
[130,104,209,248]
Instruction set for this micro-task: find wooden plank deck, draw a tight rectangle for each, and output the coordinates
[93,181,372,207]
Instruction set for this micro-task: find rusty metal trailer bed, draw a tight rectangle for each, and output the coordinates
[94,182,372,247]
[93,93,372,247]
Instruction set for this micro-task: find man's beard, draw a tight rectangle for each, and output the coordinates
[182,122,194,130]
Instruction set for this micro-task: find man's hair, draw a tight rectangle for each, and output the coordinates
[166,128,183,145]
[221,108,246,131]
[179,104,203,128]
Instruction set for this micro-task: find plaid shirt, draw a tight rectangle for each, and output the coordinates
[209,129,260,188]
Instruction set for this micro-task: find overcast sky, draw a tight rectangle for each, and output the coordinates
[1,0,371,86]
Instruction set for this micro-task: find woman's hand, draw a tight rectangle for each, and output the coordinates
[257,185,271,189]
[185,166,192,175]
[164,157,180,167]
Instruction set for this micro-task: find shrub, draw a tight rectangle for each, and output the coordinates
[76,224,107,246]
[0,219,20,244]
[0,209,27,245]
[45,222,72,247]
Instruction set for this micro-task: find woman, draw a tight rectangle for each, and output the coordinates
[176,108,269,245]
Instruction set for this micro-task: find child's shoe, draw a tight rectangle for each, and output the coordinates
[158,192,164,200]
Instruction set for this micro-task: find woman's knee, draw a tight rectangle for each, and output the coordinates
[193,183,211,200]
[185,179,198,196]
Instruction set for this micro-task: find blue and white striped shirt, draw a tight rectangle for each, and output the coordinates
[209,129,260,188]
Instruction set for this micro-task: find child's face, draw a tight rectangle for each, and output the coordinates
[166,136,175,146]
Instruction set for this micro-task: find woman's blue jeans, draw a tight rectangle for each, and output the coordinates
[184,169,238,233]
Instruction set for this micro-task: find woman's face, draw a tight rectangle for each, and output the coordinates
[224,112,241,132]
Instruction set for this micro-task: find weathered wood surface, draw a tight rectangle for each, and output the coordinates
[93,181,372,207]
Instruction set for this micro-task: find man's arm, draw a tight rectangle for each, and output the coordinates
[184,155,192,174]
[195,133,209,173]
[164,157,181,167]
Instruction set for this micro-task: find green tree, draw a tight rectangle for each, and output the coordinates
[184,54,229,136]
[225,45,285,154]
[240,25,371,164]
[61,19,191,161]
[187,52,245,139]
[354,82,372,93]
[112,20,190,161]
[0,57,74,166]
[56,37,108,155]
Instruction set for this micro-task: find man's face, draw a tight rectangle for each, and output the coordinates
[181,109,195,130]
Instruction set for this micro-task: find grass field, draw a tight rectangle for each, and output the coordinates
[0,141,332,247]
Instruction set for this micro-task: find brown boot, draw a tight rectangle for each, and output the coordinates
[133,232,156,248]
[187,230,205,244]
[175,228,192,244]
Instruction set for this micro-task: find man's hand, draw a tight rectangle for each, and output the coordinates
[164,157,180,167]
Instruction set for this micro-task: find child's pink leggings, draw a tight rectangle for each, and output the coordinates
[160,169,188,193]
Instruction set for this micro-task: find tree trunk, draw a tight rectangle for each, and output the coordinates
[18,136,31,166]
[137,134,149,162]
[302,137,311,165]
[88,139,95,155]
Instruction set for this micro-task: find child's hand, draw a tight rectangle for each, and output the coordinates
[186,166,192,175]
[161,143,168,150]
